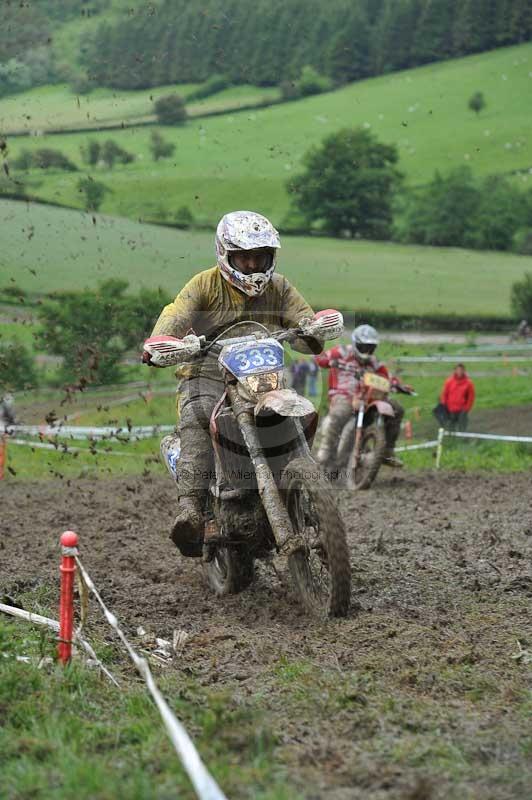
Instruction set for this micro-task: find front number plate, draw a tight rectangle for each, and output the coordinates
[219,339,284,377]
[363,372,390,393]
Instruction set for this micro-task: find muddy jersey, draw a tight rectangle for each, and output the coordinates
[315,344,389,398]
[151,266,321,381]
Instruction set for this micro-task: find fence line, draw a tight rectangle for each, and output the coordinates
[8,438,138,456]
[395,440,439,453]
[0,602,118,685]
[463,343,532,353]
[11,424,174,440]
[74,557,228,800]
[395,355,532,364]
[448,431,532,444]
[396,429,532,467]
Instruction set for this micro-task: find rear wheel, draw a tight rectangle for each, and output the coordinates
[281,457,351,617]
[346,419,386,490]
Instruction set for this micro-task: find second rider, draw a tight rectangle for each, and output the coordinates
[315,324,406,469]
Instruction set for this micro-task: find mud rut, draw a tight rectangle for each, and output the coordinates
[2,471,532,798]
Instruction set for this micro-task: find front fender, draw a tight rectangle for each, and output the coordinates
[372,400,395,417]
[254,389,316,418]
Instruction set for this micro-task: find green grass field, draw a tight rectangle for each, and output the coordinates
[0,616,294,800]
[4,43,532,226]
[2,200,532,317]
[0,84,280,135]
[0,319,39,351]
[0,84,200,134]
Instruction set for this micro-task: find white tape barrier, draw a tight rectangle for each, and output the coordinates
[395,440,439,452]
[395,355,532,363]
[74,557,228,800]
[8,438,137,456]
[11,424,174,441]
[464,343,532,352]
[0,602,119,686]
[447,431,532,443]
[396,430,532,463]
[435,428,532,468]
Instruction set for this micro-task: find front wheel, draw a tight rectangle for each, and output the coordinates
[203,546,254,595]
[346,419,386,490]
[281,458,351,617]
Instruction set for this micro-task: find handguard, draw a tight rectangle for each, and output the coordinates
[143,334,202,367]
[298,309,344,341]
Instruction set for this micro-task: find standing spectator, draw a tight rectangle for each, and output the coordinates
[307,359,318,397]
[438,364,475,431]
[517,319,531,339]
[0,393,16,431]
[290,358,310,395]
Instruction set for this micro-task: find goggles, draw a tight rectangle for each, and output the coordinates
[355,342,377,355]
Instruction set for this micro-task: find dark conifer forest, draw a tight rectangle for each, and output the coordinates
[78,0,532,89]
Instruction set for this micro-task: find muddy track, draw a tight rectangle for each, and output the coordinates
[2,471,532,798]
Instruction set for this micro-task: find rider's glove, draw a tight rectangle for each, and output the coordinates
[298,310,344,341]
[142,334,202,368]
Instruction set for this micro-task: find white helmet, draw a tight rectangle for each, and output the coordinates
[215,210,281,297]
[352,324,379,363]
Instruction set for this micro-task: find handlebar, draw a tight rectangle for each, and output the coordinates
[203,327,302,355]
[143,326,306,367]
[329,362,416,395]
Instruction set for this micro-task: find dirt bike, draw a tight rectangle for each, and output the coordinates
[143,311,351,618]
[328,364,415,490]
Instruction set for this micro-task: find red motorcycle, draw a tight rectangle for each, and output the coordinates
[330,364,415,490]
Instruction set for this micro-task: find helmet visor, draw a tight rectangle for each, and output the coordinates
[356,342,376,355]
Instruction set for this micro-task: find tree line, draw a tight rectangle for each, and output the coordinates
[287,127,532,255]
[0,1,110,97]
[2,0,530,97]
[80,0,532,90]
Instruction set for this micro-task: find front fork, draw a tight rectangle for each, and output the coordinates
[225,384,302,553]
[352,401,366,468]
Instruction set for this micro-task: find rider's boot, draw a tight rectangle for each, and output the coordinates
[315,413,334,467]
[382,449,403,468]
[170,495,204,557]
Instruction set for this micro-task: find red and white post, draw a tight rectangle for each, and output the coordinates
[58,531,79,665]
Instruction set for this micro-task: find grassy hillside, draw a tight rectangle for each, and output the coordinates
[1,200,531,317]
[0,84,281,135]
[0,84,200,134]
[3,44,532,227]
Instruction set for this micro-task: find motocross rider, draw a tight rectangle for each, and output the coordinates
[145,211,323,556]
[315,324,405,468]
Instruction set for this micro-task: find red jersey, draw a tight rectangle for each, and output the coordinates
[315,344,389,398]
[440,373,475,413]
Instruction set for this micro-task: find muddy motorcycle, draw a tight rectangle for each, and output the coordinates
[144,312,351,617]
[330,365,415,490]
